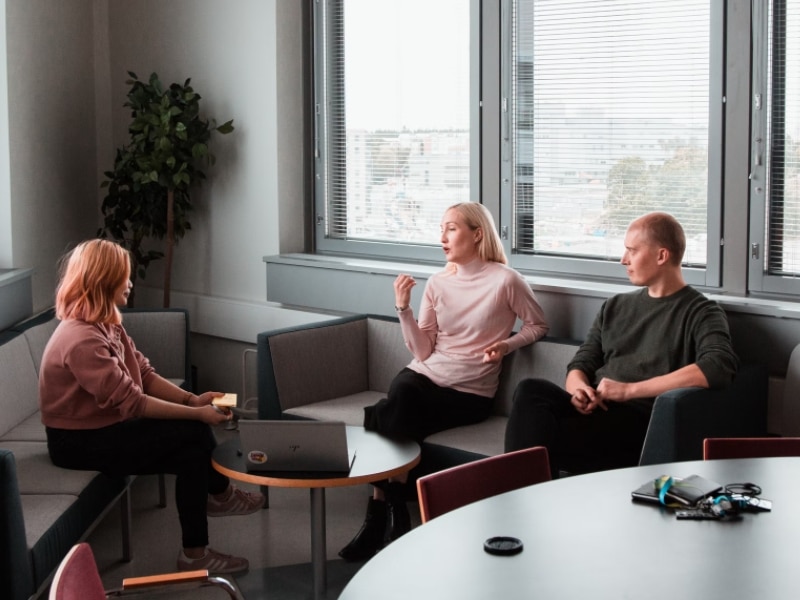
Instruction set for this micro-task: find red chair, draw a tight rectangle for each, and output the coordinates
[703,437,800,460]
[49,543,244,600]
[416,446,551,523]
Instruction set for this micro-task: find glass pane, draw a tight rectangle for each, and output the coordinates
[512,0,710,266]
[766,0,800,275]
[326,0,471,245]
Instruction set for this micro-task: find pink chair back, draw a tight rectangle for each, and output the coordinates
[49,543,105,600]
[416,446,551,523]
[703,437,800,460]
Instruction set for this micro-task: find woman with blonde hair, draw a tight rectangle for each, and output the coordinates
[339,202,549,561]
[40,239,263,574]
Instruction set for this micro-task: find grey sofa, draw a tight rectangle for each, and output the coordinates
[257,314,768,478]
[0,308,191,600]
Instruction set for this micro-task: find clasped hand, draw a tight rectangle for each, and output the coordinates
[570,378,632,414]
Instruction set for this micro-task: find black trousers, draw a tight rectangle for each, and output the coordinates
[46,418,228,548]
[364,368,493,443]
[504,378,652,476]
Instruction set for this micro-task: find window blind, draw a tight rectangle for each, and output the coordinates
[321,0,471,246]
[511,0,711,266]
[766,0,800,276]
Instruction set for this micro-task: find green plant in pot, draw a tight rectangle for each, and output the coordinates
[98,71,234,307]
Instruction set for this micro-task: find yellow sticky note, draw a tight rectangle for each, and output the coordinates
[212,393,237,408]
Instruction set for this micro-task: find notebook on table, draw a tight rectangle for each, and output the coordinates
[237,419,355,474]
[631,474,723,506]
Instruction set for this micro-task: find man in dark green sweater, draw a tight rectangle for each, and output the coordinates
[505,212,738,475]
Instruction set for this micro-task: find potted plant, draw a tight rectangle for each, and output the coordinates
[98,71,234,307]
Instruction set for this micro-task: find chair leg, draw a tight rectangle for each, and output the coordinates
[120,487,133,562]
[260,485,270,509]
[158,473,167,508]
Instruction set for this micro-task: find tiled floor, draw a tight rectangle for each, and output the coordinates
[64,424,420,599]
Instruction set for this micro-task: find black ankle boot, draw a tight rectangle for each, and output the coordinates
[385,482,411,544]
[338,497,387,562]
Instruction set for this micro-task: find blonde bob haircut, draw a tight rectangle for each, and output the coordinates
[447,202,508,265]
[55,239,131,325]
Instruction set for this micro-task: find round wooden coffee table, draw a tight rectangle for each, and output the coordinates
[212,425,420,599]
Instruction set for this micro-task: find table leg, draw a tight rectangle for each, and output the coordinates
[310,487,326,599]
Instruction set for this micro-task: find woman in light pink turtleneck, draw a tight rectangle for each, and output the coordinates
[339,203,549,562]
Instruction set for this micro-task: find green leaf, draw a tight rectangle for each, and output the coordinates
[192,143,208,159]
[216,119,235,134]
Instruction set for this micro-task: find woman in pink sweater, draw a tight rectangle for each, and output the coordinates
[339,203,549,561]
[39,239,263,574]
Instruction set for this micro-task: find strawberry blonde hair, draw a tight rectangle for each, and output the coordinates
[55,239,131,324]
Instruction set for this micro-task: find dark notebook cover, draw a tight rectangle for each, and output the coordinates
[632,474,723,506]
[665,474,723,506]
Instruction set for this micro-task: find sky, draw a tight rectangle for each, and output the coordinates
[343,0,470,131]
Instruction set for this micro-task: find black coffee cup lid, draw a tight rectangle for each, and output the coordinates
[484,536,523,556]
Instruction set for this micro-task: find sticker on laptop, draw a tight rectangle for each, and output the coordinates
[247,451,268,464]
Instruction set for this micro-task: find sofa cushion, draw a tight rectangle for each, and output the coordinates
[1,442,101,495]
[424,415,508,457]
[284,391,383,425]
[366,318,410,392]
[0,412,46,442]
[21,475,127,590]
[493,338,580,415]
[20,319,59,376]
[264,318,371,412]
[20,493,77,554]
[0,335,40,438]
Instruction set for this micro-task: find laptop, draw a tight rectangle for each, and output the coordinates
[237,420,355,474]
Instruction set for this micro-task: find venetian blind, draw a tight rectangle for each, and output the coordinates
[511,0,711,266]
[766,0,800,275]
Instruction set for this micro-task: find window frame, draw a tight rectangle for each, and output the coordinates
[748,0,800,296]
[499,0,725,288]
[312,0,482,264]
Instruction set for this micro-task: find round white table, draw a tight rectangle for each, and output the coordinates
[340,456,800,600]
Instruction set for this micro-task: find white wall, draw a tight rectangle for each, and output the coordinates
[104,0,280,304]
[0,0,326,340]
[2,0,99,310]
[99,0,330,345]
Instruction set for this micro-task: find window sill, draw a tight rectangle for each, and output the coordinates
[264,253,800,320]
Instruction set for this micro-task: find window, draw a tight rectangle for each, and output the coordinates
[751,0,800,294]
[311,1,794,297]
[314,0,474,259]
[506,0,721,284]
